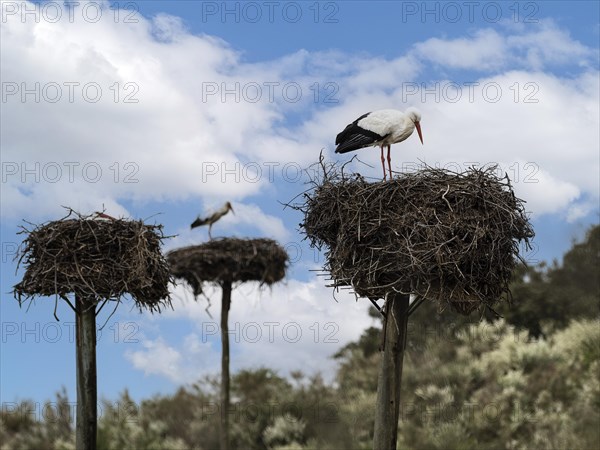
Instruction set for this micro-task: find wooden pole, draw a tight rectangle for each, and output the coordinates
[220,281,232,450]
[373,293,410,450]
[75,295,97,450]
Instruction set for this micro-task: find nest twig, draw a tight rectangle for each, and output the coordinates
[289,159,534,315]
[13,209,173,313]
[167,238,289,296]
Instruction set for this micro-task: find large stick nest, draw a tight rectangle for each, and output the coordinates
[13,210,173,312]
[291,160,534,315]
[167,238,289,296]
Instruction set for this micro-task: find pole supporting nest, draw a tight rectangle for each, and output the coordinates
[220,281,232,450]
[75,295,97,450]
[373,293,410,449]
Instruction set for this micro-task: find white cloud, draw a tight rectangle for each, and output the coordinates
[344,55,423,92]
[2,3,596,225]
[412,21,596,71]
[131,279,374,384]
[226,203,290,241]
[515,167,580,218]
[506,20,595,70]
[125,332,221,384]
[0,2,328,221]
[566,201,598,224]
[125,337,185,383]
[414,29,507,71]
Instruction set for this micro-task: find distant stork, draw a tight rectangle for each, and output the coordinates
[335,108,424,180]
[191,202,234,239]
[94,212,116,221]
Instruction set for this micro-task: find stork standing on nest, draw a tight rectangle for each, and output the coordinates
[191,202,234,239]
[335,108,424,180]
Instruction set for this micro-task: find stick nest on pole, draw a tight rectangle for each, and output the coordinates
[13,210,173,312]
[167,238,289,296]
[291,160,534,315]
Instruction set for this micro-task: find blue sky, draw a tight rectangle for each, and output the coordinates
[1,0,599,409]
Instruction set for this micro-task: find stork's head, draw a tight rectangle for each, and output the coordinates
[405,107,423,145]
[226,202,235,214]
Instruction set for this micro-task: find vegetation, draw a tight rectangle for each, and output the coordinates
[2,226,598,450]
[497,225,599,338]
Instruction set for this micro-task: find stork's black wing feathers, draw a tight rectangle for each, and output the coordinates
[335,112,371,145]
[335,133,387,153]
[335,112,387,154]
[190,216,210,229]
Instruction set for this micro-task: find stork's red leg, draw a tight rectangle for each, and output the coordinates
[380,145,386,180]
[387,145,392,180]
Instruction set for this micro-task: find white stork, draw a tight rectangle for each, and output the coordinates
[191,202,234,239]
[335,108,424,180]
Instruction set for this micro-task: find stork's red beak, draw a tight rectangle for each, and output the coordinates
[415,121,423,144]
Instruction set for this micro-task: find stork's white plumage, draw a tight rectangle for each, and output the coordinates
[335,108,424,180]
[191,202,235,239]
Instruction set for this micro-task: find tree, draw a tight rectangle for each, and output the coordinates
[499,225,600,336]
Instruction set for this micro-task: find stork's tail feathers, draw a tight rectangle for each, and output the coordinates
[191,217,210,229]
[335,142,362,154]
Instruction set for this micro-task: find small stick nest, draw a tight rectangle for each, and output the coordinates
[167,238,289,296]
[291,160,534,315]
[13,210,173,312]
